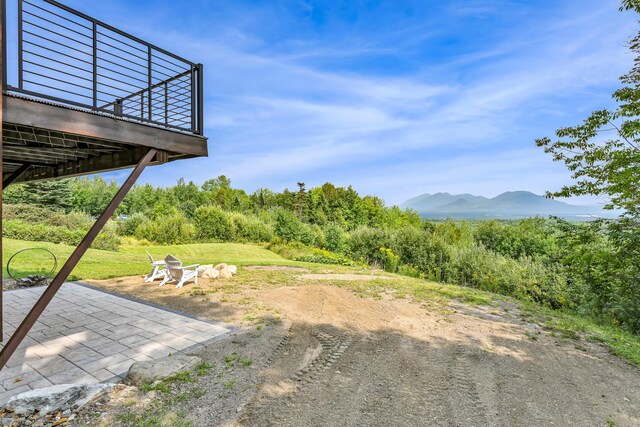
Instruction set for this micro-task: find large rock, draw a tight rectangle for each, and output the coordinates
[123,355,202,387]
[6,383,115,415]
[197,265,214,277]
[202,268,220,279]
[213,263,237,278]
[218,267,233,278]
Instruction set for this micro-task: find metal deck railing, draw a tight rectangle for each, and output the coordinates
[5,0,204,135]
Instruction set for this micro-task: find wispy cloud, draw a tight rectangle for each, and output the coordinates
[81,0,637,205]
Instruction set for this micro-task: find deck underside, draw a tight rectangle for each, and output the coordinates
[2,95,208,183]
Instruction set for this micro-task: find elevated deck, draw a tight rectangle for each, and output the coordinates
[0,0,209,371]
[2,93,207,183]
[2,0,207,183]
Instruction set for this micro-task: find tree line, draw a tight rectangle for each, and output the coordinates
[3,176,639,335]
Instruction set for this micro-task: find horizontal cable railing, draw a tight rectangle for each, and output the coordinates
[6,0,204,135]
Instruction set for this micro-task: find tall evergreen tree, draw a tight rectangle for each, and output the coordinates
[5,178,73,212]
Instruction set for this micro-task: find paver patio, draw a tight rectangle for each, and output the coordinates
[0,283,230,404]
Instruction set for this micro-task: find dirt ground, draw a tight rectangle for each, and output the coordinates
[86,272,640,427]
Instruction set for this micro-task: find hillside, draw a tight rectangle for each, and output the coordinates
[400,191,613,219]
[80,243,640,427]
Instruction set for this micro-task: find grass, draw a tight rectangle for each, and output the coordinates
[4,237,640,368]
[114,409,193,427]
[195,362,213,376]
[224,352,252,368]
[520,301,640,368]
[2,238,303,280]
[116,363,215,426]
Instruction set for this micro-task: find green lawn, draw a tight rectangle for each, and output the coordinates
[2,238,299,280]
[3,237,640,368]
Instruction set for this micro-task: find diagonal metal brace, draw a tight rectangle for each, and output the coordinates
[0,148,158,370]
[2,163,31,189]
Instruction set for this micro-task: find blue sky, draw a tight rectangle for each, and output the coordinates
[64,0,635,206]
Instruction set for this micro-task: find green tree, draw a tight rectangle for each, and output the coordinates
[273,208,314,244]
[251,188,277,211]
[202,175,233,208]
[171,178,207,217]
[71,176,117,216]
[5,179,73,212]
[295,182,308,220]
[536,3,640,217]
[536,0,640,332]
[121,183,164,215]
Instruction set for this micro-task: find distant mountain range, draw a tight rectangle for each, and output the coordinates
[400,191,616,220]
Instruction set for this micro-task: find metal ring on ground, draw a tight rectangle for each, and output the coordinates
[7,248,58,281]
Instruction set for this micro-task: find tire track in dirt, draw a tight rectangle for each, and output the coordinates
[239,326,354,426]
[290,329,352,386]
[446,345,489,426]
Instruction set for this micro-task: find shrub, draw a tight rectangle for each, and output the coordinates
[91,223,121,251]
[397,264,425,279]
[4,220,82,245]
[516,258,569,309]
[446,245,520,295]
[135,213,195,244]
[294,248,356,266]
[347,226,393,265]
[51,210,93,230]
[391,227,451,281]
[433,220,474,246]
[3,204,92,230]
[555,219,640,333]
[379,247,399,273]
[267,239,308,260]
[3,204,60,224]
[193,206,233,241]
[116,212,147,236]
[3,219,120,251]
[273,209,315,244]
[228,212,274,242]
[323,222,347,253]
[475,218,556,260]
[310,225,326,248]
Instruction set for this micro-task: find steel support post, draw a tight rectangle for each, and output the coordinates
[0,148,157,370]
[0,0,5,342]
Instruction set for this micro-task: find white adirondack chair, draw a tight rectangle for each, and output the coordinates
[144,251,167,283]
[159,254,199,288]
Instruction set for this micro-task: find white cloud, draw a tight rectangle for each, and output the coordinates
[96,0,636,205]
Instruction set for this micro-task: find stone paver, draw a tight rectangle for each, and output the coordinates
[0,283,230,404]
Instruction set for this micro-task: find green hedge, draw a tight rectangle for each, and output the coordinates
[135,213,195,245]
[3,219,120,251]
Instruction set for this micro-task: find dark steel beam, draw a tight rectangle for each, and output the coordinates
[197,64,204,136]
[2,163,30,189]
[3,96,208,157]
[1,0,5,342]
[13,147,168,183]
[0,148,157,369]
[2,160,50,168]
